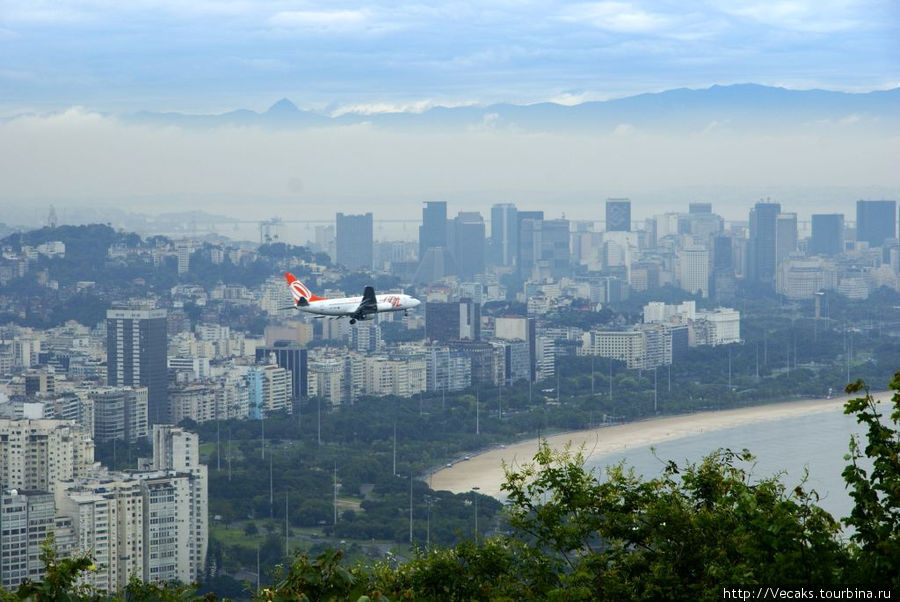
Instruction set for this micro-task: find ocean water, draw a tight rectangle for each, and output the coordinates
[586,407,877,522]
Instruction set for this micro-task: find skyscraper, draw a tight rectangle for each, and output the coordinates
[606,199,631,232]
[810,214,844,256]
[541,218,571,278]
[516,211,544,274]
[453,212,486,278]
[677,247,709,297]
[748,202,781,285]
[775,212,798,267]
[490,203,518,266]
[107,308,168,425]
[856,200,897,247]
[419,201,448,260]
[335,212,373,271]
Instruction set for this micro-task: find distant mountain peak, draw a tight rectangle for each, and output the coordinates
[266,98,299,114]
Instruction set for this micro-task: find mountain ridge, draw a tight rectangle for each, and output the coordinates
[13,84,900,131]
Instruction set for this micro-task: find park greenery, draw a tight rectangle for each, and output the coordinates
[11,376,900,600]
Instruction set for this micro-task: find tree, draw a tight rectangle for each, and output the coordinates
[841,376,900,587]
[502,442,845,600]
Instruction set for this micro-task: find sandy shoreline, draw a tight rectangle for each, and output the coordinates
[429,394,887,498]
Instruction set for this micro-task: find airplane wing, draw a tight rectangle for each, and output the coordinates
[352,286,378,320]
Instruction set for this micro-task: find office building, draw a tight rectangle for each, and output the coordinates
[453,212,486,278]
[541,219,571,278]
[516,211,544,272]
[606,199,631,232]
[418,201,448,260]
[490,203,518,266]
[255,341,308,399]
[677,247,709,298]
[425,299,480,343]
[810,214,844,256]
[775,213,798,267]
[748,202,781,285]
[335,212,373,271]
[856,200,896,248]
[107,308,168,425]
[90,387,149,443]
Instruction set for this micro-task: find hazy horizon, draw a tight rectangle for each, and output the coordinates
[2,1,898,233]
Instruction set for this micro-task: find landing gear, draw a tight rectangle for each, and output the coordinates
[404,310,409,317]
[349,318,356,325]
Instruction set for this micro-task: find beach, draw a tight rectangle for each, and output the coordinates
[429,393,889,498]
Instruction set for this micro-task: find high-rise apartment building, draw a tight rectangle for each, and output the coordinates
[606,199,631,232]
[0,419,94,490]
[107,308,168,425]
[856,200,897,248]
[748,202,781,285]
[90,387,149,443]
[255,341,308,399]
[335,212,373,271]
[149,426,208,584]
[810,214,844,256]
[247,364,293,418]
[494,316,537,382]
[0,489,54,589]
[490,203,518,266]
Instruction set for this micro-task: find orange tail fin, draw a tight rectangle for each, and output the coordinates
[284,273,325,303]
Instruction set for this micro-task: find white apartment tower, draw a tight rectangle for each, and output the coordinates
[0,419,94,491]
[149,426,208,583]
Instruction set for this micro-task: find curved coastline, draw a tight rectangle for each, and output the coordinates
[429,393,888,498]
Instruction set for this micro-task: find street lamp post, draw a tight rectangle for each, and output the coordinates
[472,486,480,538]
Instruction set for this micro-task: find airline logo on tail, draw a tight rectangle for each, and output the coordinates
[284,273,324,303]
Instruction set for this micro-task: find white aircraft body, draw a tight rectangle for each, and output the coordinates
[283,272,421,324]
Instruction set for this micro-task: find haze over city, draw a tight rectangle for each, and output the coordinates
[1,1,898,227]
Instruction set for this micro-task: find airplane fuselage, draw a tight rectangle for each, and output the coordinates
[299,294,420,318]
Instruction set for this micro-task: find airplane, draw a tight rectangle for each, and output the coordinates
[282,272,421,324]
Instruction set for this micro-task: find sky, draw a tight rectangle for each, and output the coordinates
[2,0,898,114]
[0,1,898,230]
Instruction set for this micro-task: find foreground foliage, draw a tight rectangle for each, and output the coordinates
[8,374,900,600]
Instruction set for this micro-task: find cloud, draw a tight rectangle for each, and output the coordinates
[268,9,371,31]
[558,2,672,33]
[721,0,867,33]
[330,99,478,117]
